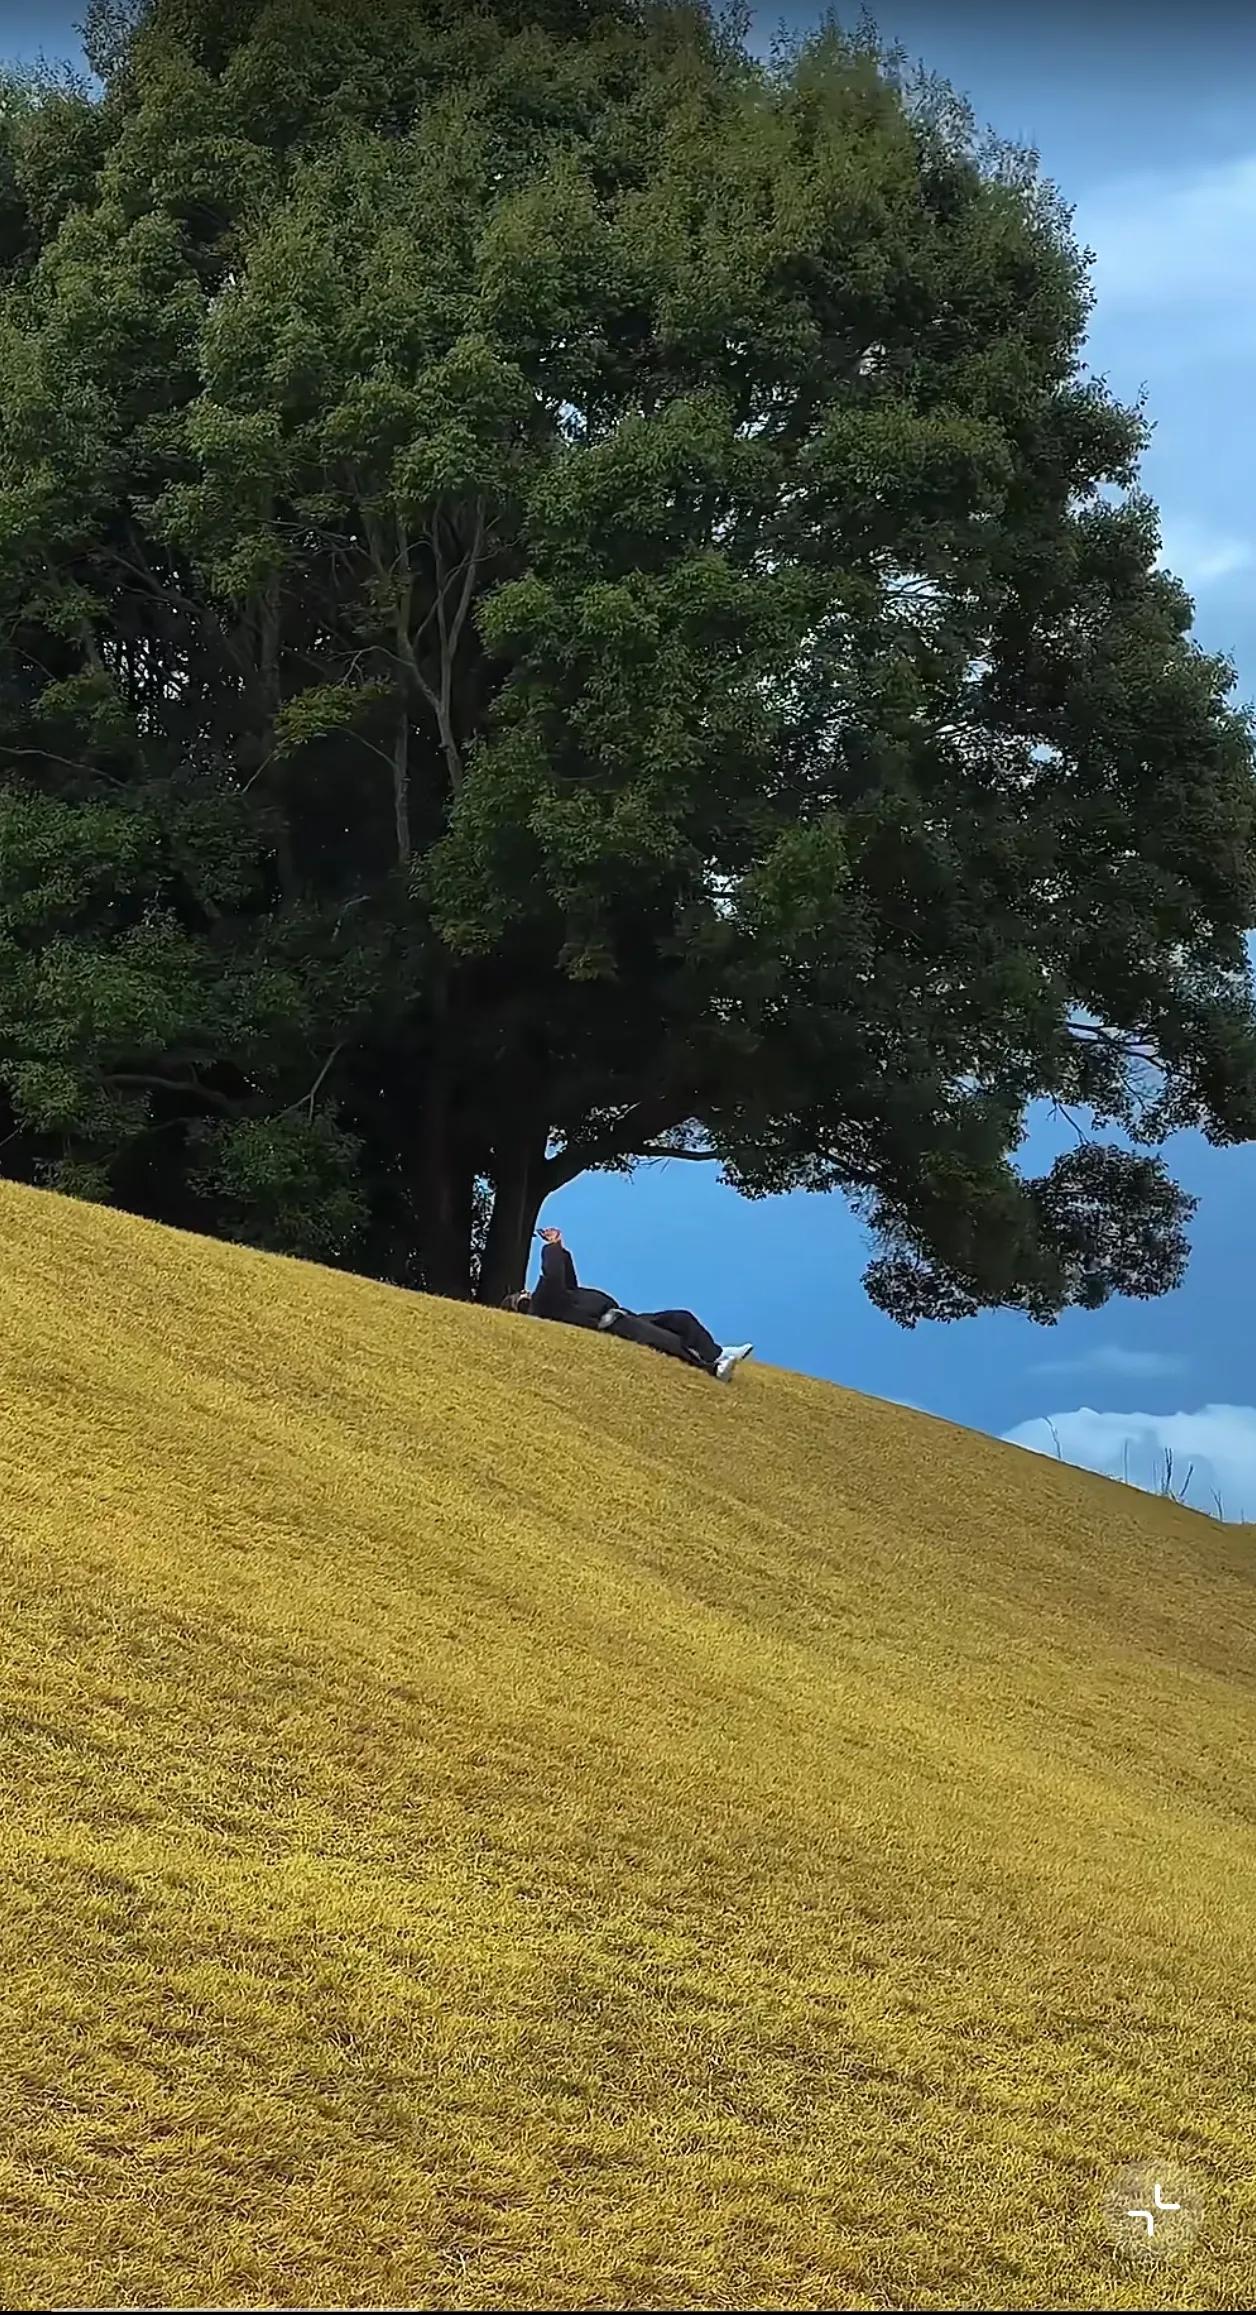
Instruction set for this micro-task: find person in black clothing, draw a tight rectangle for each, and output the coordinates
[503,1226,753,1381]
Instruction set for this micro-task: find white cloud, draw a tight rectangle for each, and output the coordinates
[1002,1404,1256,1520]
[1077,152,1256,312]
[1070,159,1256,597]
[1031,1343,1188,1381]
[1156,521,1253,590]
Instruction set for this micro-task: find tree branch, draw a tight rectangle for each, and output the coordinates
[444,499,485,666]
[1,747,124,785]
[275,1042,346,1123]
[363,501,444,741]
[1066,1016,1155,1056]
[1065,1017,1166,1074]
[106,535,257,686]
[360,495,487,802]
[103,1071,241,1114]
[429,501,478,795]
[1048,1099,1088,1146]
[391,703,411,866]
[542,1098,695,1189]
[633,1144,720,1163]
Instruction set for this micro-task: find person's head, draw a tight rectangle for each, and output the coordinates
[502,1289,532,1314]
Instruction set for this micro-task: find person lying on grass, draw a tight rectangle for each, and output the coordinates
[503,1227,753,1382]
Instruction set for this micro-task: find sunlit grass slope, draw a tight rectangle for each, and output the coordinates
[1,1180,1253,2312]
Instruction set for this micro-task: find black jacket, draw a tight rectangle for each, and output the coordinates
[530,1241,618,1329]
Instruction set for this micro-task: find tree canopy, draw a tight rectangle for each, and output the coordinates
[0,0,1253,1315]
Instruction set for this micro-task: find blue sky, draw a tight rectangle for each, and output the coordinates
[581,0,1256,1517]
[7,1,1256,1512]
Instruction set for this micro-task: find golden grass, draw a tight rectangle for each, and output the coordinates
[0,1176,1252,2311]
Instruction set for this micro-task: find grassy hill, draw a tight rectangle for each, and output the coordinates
[0,1178,1252,2312]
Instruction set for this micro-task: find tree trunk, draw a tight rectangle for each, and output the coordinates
[475,1130,547,1304]
[418,953,474,1298]
[245,565,299,904]
[392,701,411,865]
[421,1165,475,1298]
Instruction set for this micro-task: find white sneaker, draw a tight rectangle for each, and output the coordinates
[715,1342,753,1381]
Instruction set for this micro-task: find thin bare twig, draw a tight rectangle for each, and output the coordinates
[276,1042,346,1124]
[1,747,122,782]
[1049,1098,1087,1145]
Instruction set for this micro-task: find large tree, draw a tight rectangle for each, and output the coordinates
[0,0,1253,1315]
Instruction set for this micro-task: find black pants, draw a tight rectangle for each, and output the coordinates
[604,1306,721,1373]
